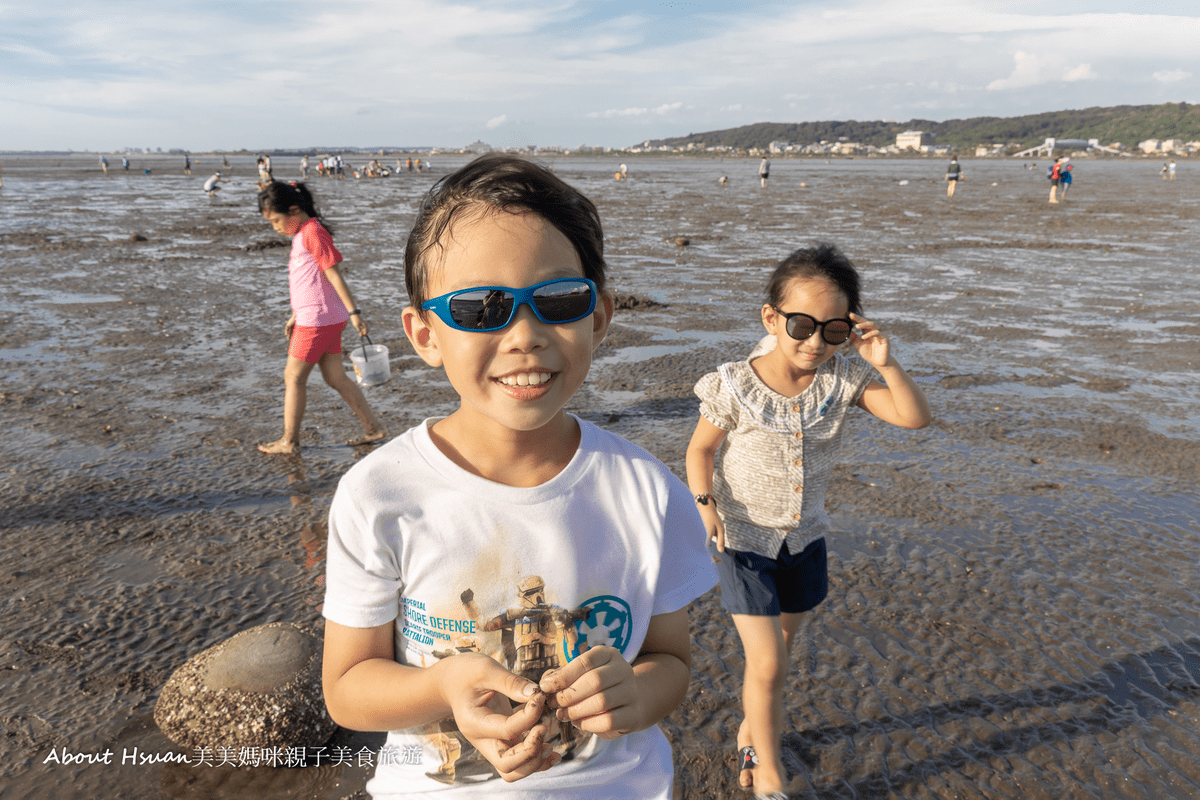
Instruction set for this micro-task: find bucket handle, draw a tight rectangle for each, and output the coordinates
[359,334,372,363]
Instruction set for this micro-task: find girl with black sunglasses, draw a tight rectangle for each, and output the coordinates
[686,242,931,799]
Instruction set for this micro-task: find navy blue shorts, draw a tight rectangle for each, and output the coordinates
[713,538,828,616]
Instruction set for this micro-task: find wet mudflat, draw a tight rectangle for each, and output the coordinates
[1,153,1198,799]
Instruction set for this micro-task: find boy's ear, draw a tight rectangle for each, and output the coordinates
[591,291,615,351]
[402,306,444,368]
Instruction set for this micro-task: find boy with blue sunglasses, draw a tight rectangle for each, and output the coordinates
[321,154,716,798]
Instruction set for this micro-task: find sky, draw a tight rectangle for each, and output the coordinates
[4,0,1200,152]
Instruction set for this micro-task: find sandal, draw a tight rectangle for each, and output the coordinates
[739,745,757,787]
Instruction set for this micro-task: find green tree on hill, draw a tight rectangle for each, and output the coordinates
[640,103,1200,151]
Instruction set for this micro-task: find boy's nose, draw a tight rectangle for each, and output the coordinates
[503,304,548,347]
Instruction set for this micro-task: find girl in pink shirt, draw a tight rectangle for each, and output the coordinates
[257,181,386,454]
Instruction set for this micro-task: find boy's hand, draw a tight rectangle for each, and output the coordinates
[285,314,296,339]
[848,312,892,369]
[438,653,558,781]
[539,646,643,740]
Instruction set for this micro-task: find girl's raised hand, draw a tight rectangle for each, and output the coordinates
[848,312,892,369]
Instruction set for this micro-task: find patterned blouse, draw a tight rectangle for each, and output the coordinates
[695,339,875,559]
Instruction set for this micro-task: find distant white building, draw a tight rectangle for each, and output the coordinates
[769,140,793,154]
[464,140,493,154]
[1138,139,1161,153]
[1160,138,1185,153]
[896,130,934,150]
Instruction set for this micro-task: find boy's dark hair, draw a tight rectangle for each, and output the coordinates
[765,243,862,315]
[404,154,606,312]
[258,181,333,237]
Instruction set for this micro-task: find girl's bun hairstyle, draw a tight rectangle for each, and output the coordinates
[766,242,862,315]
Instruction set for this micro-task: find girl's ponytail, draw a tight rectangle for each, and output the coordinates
[258,180,334,237]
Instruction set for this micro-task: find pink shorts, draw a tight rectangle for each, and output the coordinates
[289,321,346,364]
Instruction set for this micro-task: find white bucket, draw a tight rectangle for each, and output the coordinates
[349,343,391,386]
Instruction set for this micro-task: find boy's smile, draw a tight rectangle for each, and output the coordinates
[403,209,612,457]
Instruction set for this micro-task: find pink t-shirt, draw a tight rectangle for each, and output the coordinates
[289,218,349,327]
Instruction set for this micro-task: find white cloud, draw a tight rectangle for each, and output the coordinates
[1153,68,1192,82]
[486,115,507,129]
[1064,63,1097,81]
[0,43,62,64]
[987,51,1044,90]
[586,102,680,119]
[587,107,649,118]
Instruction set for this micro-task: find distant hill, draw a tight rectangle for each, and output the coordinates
[640,102,1200,151]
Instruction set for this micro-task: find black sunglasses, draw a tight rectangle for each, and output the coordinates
[774,308,854,345]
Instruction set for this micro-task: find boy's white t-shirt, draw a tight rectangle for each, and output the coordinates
[323,416,717,799]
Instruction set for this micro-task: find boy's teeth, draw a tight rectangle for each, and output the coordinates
[501,372,551,386]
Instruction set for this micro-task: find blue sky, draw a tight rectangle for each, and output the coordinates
[3,0,1200,151]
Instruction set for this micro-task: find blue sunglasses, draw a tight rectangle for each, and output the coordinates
[421,277,598,332]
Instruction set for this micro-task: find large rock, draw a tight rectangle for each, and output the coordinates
[154,622,335,750]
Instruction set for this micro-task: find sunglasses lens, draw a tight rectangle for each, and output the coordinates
[824,321,852,344]
[786,315,816,340]
[448,289,515,330]
[533,280,594,322]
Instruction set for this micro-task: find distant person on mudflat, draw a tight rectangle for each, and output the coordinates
[945,156,962,197]
[184,154,191,175]
[100,155,109,175]
[759,157,770,187]
[256,180,385,455]
[301,155,310,179]
[203,171,227,197]
[1161,163,1169,180]
[1057,158,1073,200]
[1048,157,1063,204]
[1169,160,1176,180]
[123,156,130,172]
